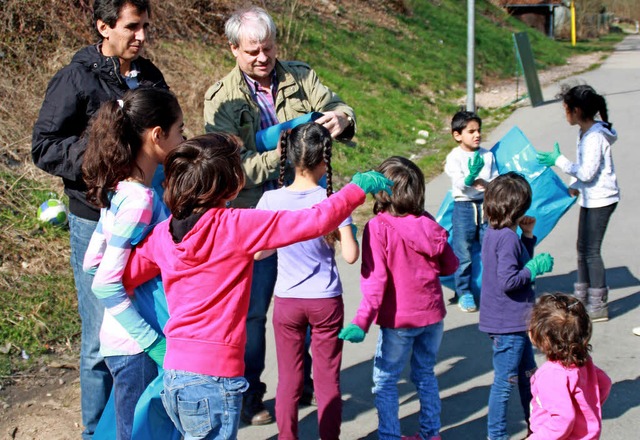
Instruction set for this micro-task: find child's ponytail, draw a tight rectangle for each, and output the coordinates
[83,87,181,208]
[558,84,612,128]
[596,93,611,128]
[84,99,138,208]
[323,132,333,198]
[278,130,290,188]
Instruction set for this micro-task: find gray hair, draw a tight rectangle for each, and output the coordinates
[225,6,277,47]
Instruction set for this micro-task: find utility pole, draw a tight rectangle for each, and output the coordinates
[467,0,476,111]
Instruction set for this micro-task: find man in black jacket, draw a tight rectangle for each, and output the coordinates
[31,1,167,438]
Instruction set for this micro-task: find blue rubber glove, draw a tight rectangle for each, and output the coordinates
[524,253,554,281]
[536,142,562,167]
[464,151,485,186]
[338,324,366,343]
[351,171,394,195]
[145,337,166,367]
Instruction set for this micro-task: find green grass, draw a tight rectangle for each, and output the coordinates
[0,273,78,376]
[0,0,622,376]
[284,0,621,179]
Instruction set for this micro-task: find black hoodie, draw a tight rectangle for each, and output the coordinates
[32,44,167,220]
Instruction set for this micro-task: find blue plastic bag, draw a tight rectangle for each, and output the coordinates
[436,126,576,295]
[255,112,323,152]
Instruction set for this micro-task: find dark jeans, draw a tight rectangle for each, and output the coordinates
[104,353,158,440]
[577,203,617,288]
[487,332,536,440]
[244,253,278,394]
[69,213,112,439]
[452,201,486,298]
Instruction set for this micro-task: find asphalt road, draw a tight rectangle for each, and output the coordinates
[238,34,640,439]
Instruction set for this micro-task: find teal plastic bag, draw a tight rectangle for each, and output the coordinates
[255,112,323,152]
[436,126,576,295]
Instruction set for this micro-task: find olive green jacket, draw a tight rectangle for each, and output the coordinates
[204,60,355,208]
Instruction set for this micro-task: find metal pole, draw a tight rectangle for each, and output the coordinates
[466,0,476,112]
[571,0,576,46]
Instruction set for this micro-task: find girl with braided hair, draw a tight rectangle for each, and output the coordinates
[537,84,620,322]
[255,121,359,439]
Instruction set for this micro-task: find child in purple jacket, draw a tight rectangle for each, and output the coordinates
[340,156,459,440]
[480,172,554,440]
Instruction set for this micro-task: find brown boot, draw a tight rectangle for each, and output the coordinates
[241,390,273,425]
[573,282,589,305]
[587,287,609,322]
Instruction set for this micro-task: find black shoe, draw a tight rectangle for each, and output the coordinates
[241,392,273,425]
[299,389,317,406]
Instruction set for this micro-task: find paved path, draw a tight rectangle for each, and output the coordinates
[238,35,640,439]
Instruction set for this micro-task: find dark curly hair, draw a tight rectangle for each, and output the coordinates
[163,133,245,220]
[529,293,592,367]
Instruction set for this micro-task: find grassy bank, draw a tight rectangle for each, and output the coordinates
[0,0,622,377]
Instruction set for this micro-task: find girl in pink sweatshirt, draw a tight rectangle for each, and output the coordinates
[340,156,459,440]
[528,293,611,439]
[123,132,392,440]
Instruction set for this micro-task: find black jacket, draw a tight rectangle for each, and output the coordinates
[32,44,167,220]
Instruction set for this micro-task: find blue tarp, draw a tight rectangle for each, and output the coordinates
[436,126,576,295]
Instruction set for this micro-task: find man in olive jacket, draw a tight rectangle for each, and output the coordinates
[203,5,356,426]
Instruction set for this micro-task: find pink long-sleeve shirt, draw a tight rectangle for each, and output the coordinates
[123,184,365,378]
[529,358,611,439]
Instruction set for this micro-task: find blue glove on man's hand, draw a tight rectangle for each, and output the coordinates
[351,171,394,195]
[524,253,554,281]
[464,151,485,186]
[338,324,366,343]
[145,337,166,367]
[536,142,562,167]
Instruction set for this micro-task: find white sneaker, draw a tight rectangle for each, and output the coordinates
[632,326,640,336]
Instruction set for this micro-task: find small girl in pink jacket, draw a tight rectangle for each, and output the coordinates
[340,156,459,440]
[528,293,611,439]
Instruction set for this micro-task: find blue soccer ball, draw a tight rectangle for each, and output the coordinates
[37,199,68,226]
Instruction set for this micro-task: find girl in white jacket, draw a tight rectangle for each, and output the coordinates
[537,84,619,323]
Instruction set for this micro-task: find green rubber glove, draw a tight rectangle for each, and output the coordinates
[536,142,562,167]
[350,223,359,245]
[145,337,166,367]
[338,324,366,343]
[464,151,485,186]
[524,253,554,281]
[351,171,394,195]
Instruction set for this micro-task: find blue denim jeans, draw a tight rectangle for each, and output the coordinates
[487,332,536,440]
[372,322,444,440]
[104,353,158,440]
[161,370,249,440]
[69,213,112,439]
[244,253,278,394]
[452,201,486,298]
[577,203,617,288]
